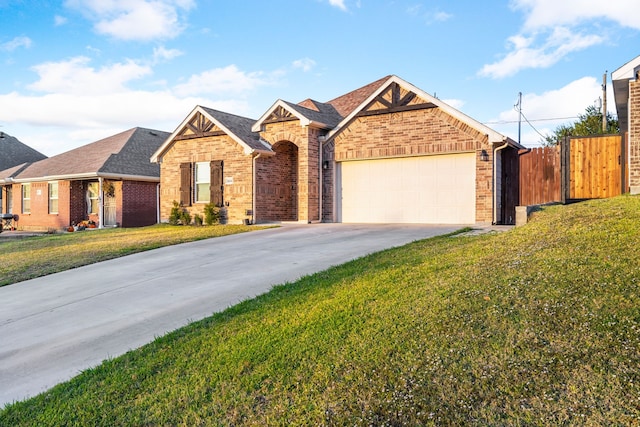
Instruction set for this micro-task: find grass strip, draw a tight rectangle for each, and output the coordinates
[2,196,640,425]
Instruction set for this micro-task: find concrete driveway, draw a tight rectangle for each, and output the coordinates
[0,223,461,406]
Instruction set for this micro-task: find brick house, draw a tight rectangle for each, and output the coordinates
[0,133,47,214]
[0,127,169,231]
[613,54,640,194]
[152,75,522,225]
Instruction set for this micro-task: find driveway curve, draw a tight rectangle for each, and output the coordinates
[0,223,461,406]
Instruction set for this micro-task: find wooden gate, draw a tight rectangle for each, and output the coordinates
[519,146,561,206]
[562,135,625,200]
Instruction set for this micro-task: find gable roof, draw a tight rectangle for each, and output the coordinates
[326,75,517,146]
[252,99,342,132]
[612,54,640,133]
[326,75,392,117]
[12,127,169,183]
[0,163,31,183]
[0,134,47,171]
[151,106,271,163]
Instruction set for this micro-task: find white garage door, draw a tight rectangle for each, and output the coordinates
[338,153,476,224]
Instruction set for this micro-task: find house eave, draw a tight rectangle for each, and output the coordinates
[12,172,159,183]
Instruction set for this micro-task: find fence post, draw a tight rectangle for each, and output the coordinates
[560,136,569,203]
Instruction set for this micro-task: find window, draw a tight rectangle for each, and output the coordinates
[49,182,59,214]
[6,187,12,214]
[87,182,99,214]
[195,162,210,203]
[22,184,31,214]
[179,161,223,207]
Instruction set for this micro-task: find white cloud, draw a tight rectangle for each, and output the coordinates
[441,98,465,110]
[481,0,638,78]
[173,65,273,96]
[406,4,452,24]
[292,58,316,72]
[1,36,32,52]
[28,56,152,95]
[328,0,347,11]
[64,0,195,41]
[479,27,603,78]
[490,76,612,146]
[0,59,281,155]
[511,0,640,30]
[153,45,183,63]
[54,15,68,26]
[0,89,248,155]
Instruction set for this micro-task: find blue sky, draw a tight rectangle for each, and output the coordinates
[1,0,639,156]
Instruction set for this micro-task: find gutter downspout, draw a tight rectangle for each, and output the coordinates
[98,177,104,229]
[156,183,160,224]
[319,139,323,223]
[252,152,263,224]
[493,141,510,225]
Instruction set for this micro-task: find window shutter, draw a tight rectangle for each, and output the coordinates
[210,160,223,207]
[180,163,192,206]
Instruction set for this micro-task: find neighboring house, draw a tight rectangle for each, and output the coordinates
[152,75,522,225]
[0,133,48,171]
[613,54,640,195]
[0,127,169,231]
[0,133,48,214]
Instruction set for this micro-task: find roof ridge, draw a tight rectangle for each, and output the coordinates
[326,75,393,117]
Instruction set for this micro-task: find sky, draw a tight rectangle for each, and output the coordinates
[1,0,639,157]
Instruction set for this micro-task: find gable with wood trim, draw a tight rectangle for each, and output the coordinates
[152,75,522,225]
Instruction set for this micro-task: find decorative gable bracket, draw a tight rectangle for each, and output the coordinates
[358,82,437,117]
[175,111,226,140]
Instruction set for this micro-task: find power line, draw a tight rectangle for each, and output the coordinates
[483,116,580,125]
[520,111,551,141]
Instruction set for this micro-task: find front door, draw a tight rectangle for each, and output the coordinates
[104,194,116,226]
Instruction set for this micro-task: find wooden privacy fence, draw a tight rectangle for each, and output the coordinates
[519,134,625,206]
[563,135,625,200]
[519,146,561,206]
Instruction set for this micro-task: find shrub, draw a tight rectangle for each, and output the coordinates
[204,202,220,225]
[180,210,192,226]
[193,214,203,226]
[169,201,182,225]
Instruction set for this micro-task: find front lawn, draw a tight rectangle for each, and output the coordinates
[0,224,263,287]
[2,196,640,425]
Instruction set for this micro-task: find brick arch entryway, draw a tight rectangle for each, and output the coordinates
[258,141,298,221]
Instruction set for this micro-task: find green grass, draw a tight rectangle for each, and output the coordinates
[0,224,266,287]
[2,196,640,425]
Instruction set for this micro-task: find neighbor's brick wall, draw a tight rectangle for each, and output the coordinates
[12,181,72,231]
[120,181,158,227]
[629,78,640,193]
[159,134,254,224]
[332,108,494,223]
[69,180,88,226]
[260,121,321,222]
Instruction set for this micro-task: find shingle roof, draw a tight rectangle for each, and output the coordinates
[325,75,392,117]
[0,163,30,182]
[15,127,169,181]
[283,100,343,128]
[199,107,267,151]
[0,134,47,171]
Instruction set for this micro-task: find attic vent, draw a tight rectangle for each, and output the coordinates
[149,131,157,136]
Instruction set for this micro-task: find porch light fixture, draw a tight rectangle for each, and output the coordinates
[480,149,489,162]
[323,160,329,170]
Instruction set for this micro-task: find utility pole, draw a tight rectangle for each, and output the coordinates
[602,72,607,133]
[516,92,522,145]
